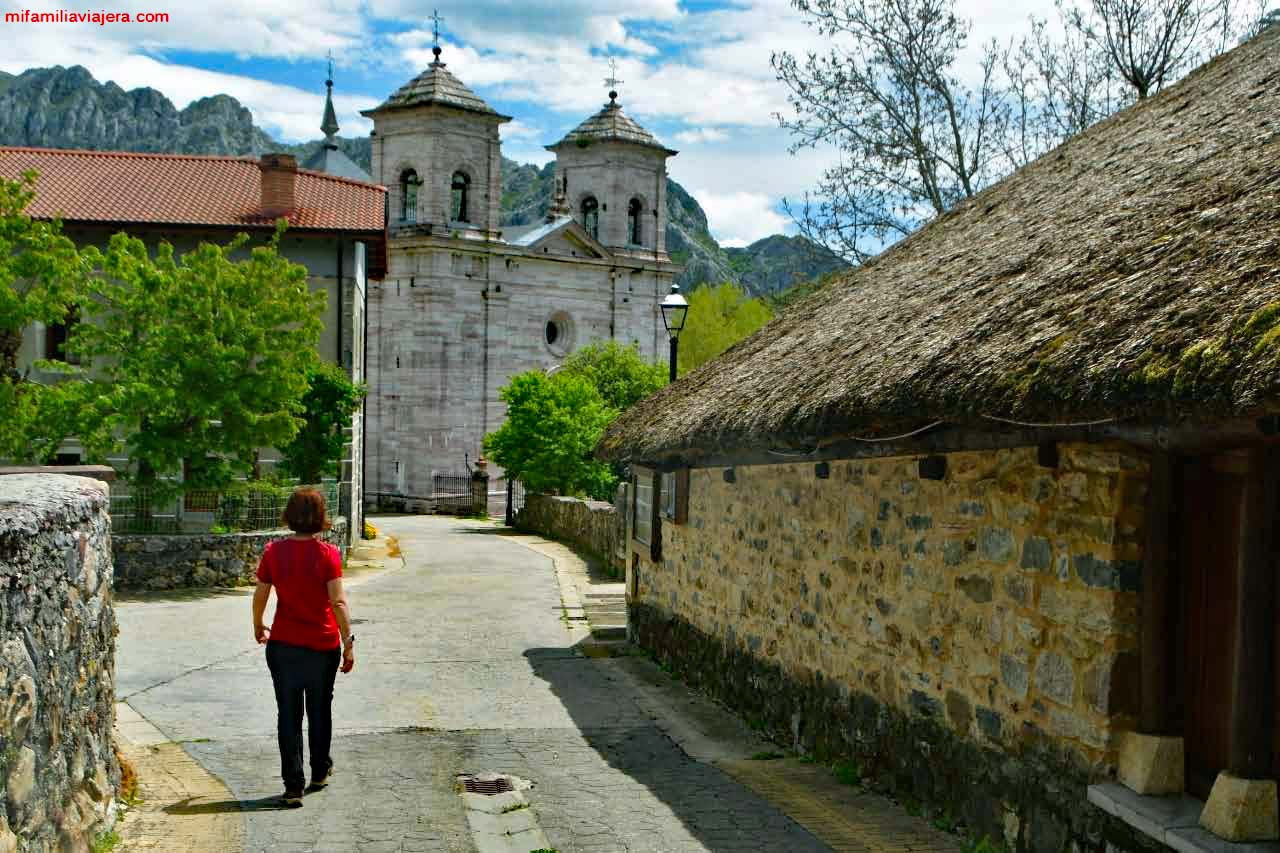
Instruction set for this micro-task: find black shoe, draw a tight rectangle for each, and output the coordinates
[307,761,334,792]
[282,788,304,807]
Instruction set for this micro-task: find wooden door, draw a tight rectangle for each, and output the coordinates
[1179,454,1243,799]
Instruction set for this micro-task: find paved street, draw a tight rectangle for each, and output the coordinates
[114,515,837,852]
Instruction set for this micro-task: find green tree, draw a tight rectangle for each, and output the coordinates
[558,340,667,410]
[0,171,95,461]
[483,371,617,500]
[71,226,324,492]
[678,283,774,376]
[277,361,365,484]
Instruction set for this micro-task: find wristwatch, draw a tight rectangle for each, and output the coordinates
[345,634,356,648]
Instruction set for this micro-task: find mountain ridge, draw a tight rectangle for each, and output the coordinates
[0,64,848,294]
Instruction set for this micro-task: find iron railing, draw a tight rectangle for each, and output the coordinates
[110,481,339,534]
[505,478,527,525]
[431,474,473,514]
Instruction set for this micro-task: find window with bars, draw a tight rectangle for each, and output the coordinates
[400,169,419,223]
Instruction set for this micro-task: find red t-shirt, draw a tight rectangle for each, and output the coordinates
[256,538,343,651]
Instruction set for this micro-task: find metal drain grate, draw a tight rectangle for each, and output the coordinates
[460,776,513,796]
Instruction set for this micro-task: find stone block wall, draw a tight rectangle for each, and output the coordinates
[113,518,348,590]
[364,240,666,501]
[0,475,119,852]
[517,494,623,574]
[630,444,1151,853]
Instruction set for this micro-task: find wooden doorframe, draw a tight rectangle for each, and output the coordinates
[1159,446,1279,793]
[1227,446,1278,779]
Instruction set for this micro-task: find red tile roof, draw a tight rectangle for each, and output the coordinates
[0,146,385,233]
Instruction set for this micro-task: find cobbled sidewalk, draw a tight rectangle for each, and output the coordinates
[113,516,960,853]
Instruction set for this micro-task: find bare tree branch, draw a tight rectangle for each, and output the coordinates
[773,0,1006,261]
[776,0,1275,264]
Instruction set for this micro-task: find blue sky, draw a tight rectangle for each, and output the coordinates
[0,0,1056,245]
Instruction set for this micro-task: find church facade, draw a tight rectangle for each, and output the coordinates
[361,47,679,503]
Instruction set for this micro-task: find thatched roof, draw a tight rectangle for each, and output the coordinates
[599,27,1280,465]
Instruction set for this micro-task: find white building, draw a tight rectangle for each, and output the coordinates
[361,46,679,502]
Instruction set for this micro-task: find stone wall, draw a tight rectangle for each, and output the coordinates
[113,518,348,590]
[517,494,622,574]
[0,474,119,852]
[629,444,1151,853]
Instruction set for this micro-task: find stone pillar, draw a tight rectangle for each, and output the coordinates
[471,457,490,518]
[0,475,118,851]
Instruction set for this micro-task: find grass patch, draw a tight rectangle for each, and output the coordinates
[963,836,1006,853]
[749,751,784,761]
[531,849,560,853]
[500,802,530,814]
[832,760,862,786]
[90,830,122,853]
[933,813,959,833]
[798,754,819,765]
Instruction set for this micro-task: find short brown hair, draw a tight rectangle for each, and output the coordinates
[282,487,331,534]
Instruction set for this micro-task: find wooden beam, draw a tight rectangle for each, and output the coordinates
[1228,447,1278,778]
[632,417,1280,473]
[1141,452,1173,735]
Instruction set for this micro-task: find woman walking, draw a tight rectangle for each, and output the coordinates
[252,487,356,806]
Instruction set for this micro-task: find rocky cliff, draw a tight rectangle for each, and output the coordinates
[0,65,848,293]
[726,234,849,296]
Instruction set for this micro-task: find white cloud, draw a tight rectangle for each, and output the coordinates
[369,0,681,51]
[690,188,792,246]
[500,119,544,142]
[673,127,730,145]
[0,0,1083,241]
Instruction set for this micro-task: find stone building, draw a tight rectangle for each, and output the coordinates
[361,45,678,502]
[0,145,384,540]
[599,26,1280,853]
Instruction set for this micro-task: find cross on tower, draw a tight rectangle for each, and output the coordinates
[604,58,623,101]
[430,9,445,47]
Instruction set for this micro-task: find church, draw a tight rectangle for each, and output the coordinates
[357,44,680,503]
[1,40,679,525]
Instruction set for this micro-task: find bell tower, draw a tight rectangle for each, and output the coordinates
[362,38,509,238]
[546,68,676,260]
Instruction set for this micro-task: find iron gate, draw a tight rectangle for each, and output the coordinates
[432,473,472,513]
[505,478,526,525]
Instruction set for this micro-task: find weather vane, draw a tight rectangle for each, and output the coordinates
[430,9,445,48]
[604,58,623,98]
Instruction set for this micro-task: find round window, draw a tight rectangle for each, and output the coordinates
[544,311,574,356]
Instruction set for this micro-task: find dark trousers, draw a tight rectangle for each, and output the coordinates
[265,641,340,791]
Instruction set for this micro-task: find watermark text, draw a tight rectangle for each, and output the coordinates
[4,9,170,25]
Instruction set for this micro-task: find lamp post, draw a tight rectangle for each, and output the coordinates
[659,283,689,383]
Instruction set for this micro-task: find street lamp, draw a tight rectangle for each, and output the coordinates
[659,283,689,383]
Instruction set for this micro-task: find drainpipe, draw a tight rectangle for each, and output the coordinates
[360,242,370,525]
[336,242,344,367]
